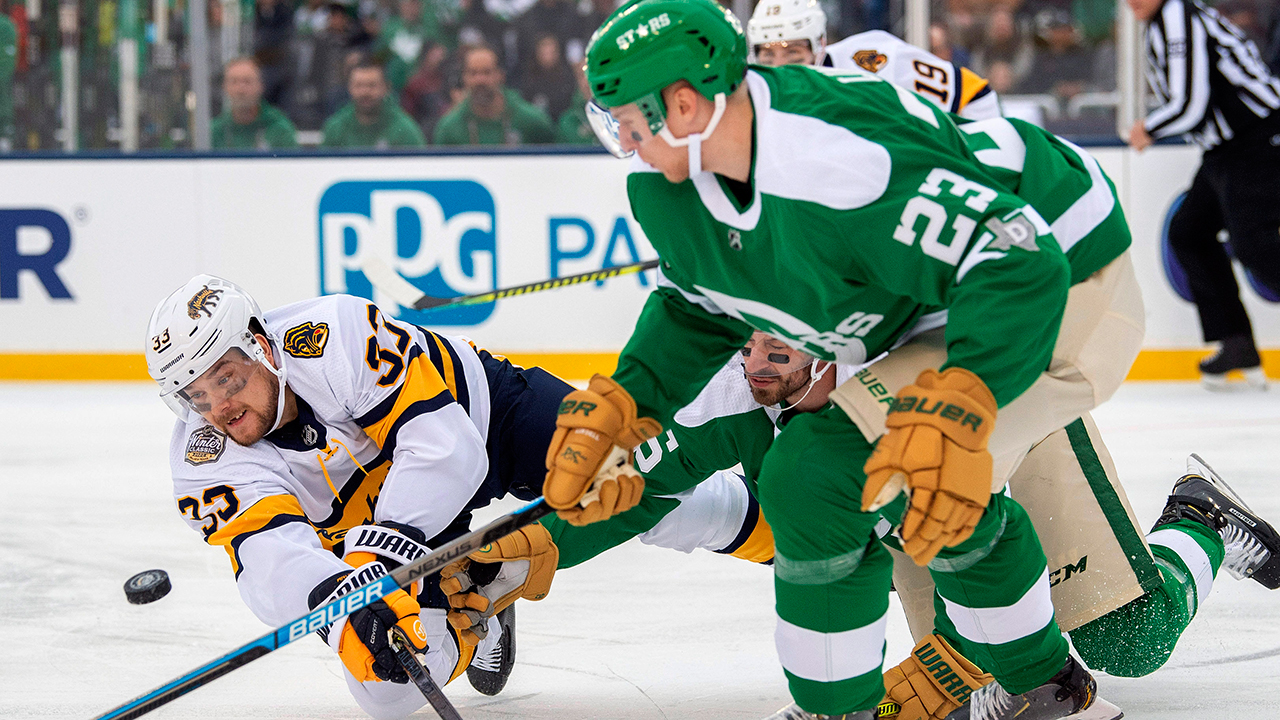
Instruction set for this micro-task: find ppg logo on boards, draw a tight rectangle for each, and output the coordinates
[0,209,73,300]
[318,181,496,325]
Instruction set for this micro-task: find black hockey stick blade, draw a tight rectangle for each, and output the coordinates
[361,255,659,311]
[391,627,465,720]
[90,499,553,720]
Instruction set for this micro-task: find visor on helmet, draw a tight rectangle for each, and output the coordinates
[158,329,275,422]
[587,100,637,158]
[174,347,258,416]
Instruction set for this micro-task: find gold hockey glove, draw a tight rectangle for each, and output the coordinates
[544,374,661,526]
[439,524,558,645]
[862,368,997,566]
[309,558,428,684]
[880,634,993,720]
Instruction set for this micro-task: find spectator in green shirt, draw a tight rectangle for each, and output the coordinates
[0,12,15,149]
[376,0,446,92]
[556,63,596,146]
[322,60,426,148]
[210,58,299,150]
[434,44,555,146]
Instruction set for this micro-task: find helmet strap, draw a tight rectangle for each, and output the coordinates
[658,92,727,176]
[249,334,290,433]
[777,359,834,412]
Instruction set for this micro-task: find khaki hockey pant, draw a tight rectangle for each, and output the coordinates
[830,251,1158,635]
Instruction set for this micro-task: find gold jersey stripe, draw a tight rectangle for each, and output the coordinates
[957,67,990,111]
[363,353,452,449]
[208,494,312,574]
[730,512,777,564]
[426,332,460,401]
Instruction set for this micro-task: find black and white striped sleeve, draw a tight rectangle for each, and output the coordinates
[1144,0,1212,139]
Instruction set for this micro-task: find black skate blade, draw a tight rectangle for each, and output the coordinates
[1186,454,1253,511]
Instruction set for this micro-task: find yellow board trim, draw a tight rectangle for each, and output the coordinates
[4,350,1280,382]
[0,353,151,380]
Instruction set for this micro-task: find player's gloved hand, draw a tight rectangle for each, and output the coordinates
[880,634,993,720]
[438,524,558,645]
[544,374,661,526]
[309,559,429,683]
[862,367,997,566]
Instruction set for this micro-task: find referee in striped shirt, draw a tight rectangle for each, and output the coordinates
[1128,0,1280,388]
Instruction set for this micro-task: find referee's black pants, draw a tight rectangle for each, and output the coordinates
[1167,117,1280,342]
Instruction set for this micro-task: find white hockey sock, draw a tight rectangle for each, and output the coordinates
[1148,527,1215,611]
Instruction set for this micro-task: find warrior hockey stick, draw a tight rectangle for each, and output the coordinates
[91,498,554,720]
[391,627,465,720]
[361,256,659,311]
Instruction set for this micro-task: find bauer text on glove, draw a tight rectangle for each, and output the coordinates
[862,367,997,566]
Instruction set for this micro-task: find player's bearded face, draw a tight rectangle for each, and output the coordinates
[181,348,280,445]
[741,334,815,406]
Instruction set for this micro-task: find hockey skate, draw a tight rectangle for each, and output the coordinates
[1198,335,1266,391]
[760,702,872,720]
[1153,454,1280,588]
[943,655,1122,720]
[466,604,515,695]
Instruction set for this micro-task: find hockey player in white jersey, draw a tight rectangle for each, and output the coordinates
[145,275,657,718]
[747,0,1001,121]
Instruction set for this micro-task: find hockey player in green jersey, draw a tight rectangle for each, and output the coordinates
[527,0,1156,718]
[537,332,1280,720]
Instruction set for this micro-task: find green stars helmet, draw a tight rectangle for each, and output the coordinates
[585,0,748,134]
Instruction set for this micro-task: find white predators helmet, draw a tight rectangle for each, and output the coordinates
[145,274,287,427]
[747,0,828,64]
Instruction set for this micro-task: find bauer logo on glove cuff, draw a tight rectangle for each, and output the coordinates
[558,399,597,416]
[888,396,984,432]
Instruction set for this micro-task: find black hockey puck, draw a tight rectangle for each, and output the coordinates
[124,569,172,604]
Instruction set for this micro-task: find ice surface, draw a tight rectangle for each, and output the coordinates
[1,382,1276,719]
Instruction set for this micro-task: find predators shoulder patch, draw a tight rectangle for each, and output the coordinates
[186,425,227,466]
[187,285,223,319]
[283,322,330,358]
[854,49,888,73]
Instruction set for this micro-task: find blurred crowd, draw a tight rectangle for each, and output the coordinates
[934,0,1280,133]
[2,0,1280,151]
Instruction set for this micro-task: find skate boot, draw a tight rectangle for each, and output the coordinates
[943,655,1122,720]
[761,703,872,720]
[466,604,515,695]
[1199,334,1265,391]
[1153,454,1280,588]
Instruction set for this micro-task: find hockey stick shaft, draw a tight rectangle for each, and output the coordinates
[361,256,659,311]
[391,629,465,720]
[91,499,553,720]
